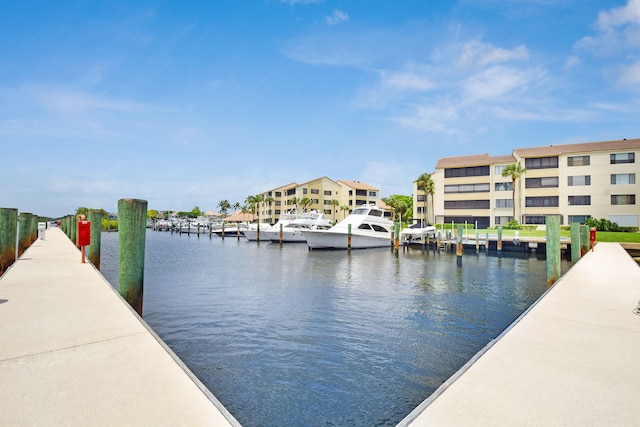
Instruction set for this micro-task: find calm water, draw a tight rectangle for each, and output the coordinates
[100,230,569,426]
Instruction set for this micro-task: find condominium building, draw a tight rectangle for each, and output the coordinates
[415,138,639,228]
[258,177,388,223]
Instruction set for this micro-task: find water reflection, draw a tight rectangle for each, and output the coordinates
[100,231,568,427]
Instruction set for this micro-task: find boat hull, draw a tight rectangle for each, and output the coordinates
[303,230,391,249]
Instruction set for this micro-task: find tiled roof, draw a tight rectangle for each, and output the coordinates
[514,138,640,157]
[436,154,516,169]
[337,180,378,190]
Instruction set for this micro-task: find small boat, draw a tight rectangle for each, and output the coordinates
[245,210,298,242]
[211,222,249,237]
[243,223,273,241]
[302,204,394,249]
[265,210,332,243]
[400,221,437,244]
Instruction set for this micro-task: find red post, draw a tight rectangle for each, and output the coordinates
[78,220,91,263]
[589,227,596,252]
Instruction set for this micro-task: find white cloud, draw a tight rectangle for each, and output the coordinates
[618,60,640,84]
[456,40,529,69]
[596,0,640,31]
[327,9,349,26]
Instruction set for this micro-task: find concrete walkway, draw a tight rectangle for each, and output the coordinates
[400,242,640,426]
[0,227,240,426]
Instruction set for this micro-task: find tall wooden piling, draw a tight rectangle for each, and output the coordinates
[546,216,561,287]
[475,229,480,254]
[0,208,18,275]
[347,224,352,251]
[88,210,103,270]
[497,226,503,253]
[570,222,581,262]
[456,224,463,266]
[118,198,147,316]
[579,225,590,256]
[18,212,32,257]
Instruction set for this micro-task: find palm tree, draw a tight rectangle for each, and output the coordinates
[299,197,312,212]
[263,195,274,223]
[217,200,231,218]
[288,196,299,212]
[340,205,350,220]
[330,199,340,222]
[415,172,434,226]
[502,163,527,222]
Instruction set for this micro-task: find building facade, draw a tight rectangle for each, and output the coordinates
[258,177,388,223]
[419,138,640,228]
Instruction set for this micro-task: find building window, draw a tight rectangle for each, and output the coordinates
[275,191,281,197]
[275,209,281,215]
[611,195,636,205]
[494,165,506,175]
[444,200,490,209]
[311,189,319,194]
[568,215,591,224]
[568,195,591,206]
[356,189,367,196]
[324,190,332,196]
[495,199,513,208]
[568,175,591,186]
[275,201,281,206]
[444,183,490,193]
[368,191,377,197]
[524,215,546,225]
[610,152,635,164]
[303,188,308,194]
[287,189,296,196]
[525,177,559,188]
[611,173,636,185]
[444,165,490,178]
[495,216,513,225]
[417,195,426,202]
[567,156,590,166]
[525,196,559,207]
[495,182,513,191]
[525,156,559,169]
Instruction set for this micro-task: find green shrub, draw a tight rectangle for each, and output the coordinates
[585,217,620,232]
[504,220,522,230]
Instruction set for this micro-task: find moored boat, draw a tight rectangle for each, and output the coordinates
[400,221,437,244]
[302,204,394,249]
[266,210,332,243]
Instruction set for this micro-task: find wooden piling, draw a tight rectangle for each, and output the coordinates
[18,212,32,258]
[456,225,463,266]
[570,222,581,263]
[88,210,103,270]
[497,226,503,252]
[0,207,18,275]
[394,222,400,253]
[347,224,352,251]
[580,225,590,256]
[546,216,561,287]
[475,229,480,254]
[117,198,147,316]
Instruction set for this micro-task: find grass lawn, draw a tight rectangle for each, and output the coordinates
[468,228,640,243]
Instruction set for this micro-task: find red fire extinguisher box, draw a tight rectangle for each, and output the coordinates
[78,221,91,246]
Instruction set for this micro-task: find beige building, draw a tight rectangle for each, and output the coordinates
[257,177,388,224]
[416,138,639,228]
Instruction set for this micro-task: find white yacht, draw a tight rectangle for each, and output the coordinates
[302,204,394,249]
[244,209,298,241]
[400,221,437,244]
[243,223,273,241]
[266,210,332,243]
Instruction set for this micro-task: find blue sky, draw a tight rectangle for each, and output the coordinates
[2,0,639,217]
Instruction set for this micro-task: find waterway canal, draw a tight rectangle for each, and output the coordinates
[100,230,570,426]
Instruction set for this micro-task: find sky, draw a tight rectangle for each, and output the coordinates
[2,0,639,217]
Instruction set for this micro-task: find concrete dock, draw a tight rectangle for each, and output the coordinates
[400,242,640,426]
[0,227,239,426]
